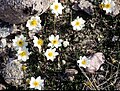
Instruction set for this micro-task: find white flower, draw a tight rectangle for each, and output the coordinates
[101,0,115,14]
[63,40,69,47]
[48,35,63,48]
[30,76,44,90]
[77,56,89,68]
[44,48,59,61]
[50,0,64,16]
[17,47,30,61]
[12,35,28,50]
[33,36,43,52]
[71,16,85,31]
[26,16,42,31]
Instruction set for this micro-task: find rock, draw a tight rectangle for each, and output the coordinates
[0,27,11,38]
[65,69,78,75]
[72,0,95,15]
[0,84,6,90]
[112,0,120,16]
[65,69,78,81]
[1,59,24,87]
[78,0,95,15]
[115,79,120,90]
[0,0,54,24]
[87,52,105,73]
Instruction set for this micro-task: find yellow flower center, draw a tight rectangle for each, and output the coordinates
[48,52,53,57]
[99,4,105,9]
[17,40,24,47]
[33,81,39,87]
[21,65,27,71]
[54,4,59,10]
[52,39,58,45]
[81,60,87,65]
[37,39,43,46]
[105,3,111,9]
[20,51,27,57]
[75,21,80,26]
[31,20,38,26]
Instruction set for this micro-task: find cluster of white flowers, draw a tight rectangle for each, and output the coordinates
[11,16,44,90]
[23,13,70,89]
[50,0,86,31]
[10,0,116,90]
[14,12,70,90]
[12,16,43,62]
[12,35,30,62]
[44,35,69,61]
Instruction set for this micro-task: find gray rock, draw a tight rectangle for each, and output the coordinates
[0,84,6,90]
[0,27,11,38]
[115,79,120,90]
[112,0,120,16]
[0,0,54,24]
[1,59,24,87]
[65,69,78,75]
[78,0,95,15]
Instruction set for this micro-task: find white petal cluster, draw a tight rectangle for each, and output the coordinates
[71,16,85,31]
[33,36,43,52]
[17,47,30,62]
[48,35,63,48]
[30,76,44,90]
[50,0,64,16]
[101,0,115,14]
[77,56,89,68]
[44,48,59,61]
[26,16,42,31]
[12,34,30,62]
[12,35,28,50]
